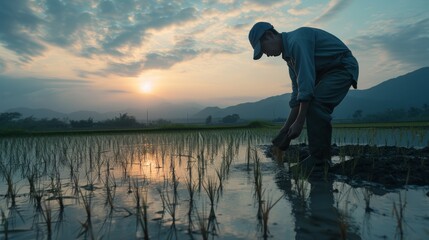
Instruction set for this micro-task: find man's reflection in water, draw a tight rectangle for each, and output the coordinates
[275,166,361,240]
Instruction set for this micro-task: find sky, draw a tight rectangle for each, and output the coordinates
[0,0,428,113]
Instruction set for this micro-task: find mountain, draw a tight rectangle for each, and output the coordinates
[6,103,203,122]
[195,67,429,120]
[5,67,428,122]
[335,67,429,118]
[194,94,292,120]
[104,102,202,121]
[6,107,68,119]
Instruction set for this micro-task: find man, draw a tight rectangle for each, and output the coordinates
[248,22,358,173]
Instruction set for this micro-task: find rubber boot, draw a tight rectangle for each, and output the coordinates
[306,101,333,168]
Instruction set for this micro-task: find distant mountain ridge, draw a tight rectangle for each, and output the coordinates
[7,103,203,122]
[195,67,429,120]
[194,94,292,120]
[5,67,429,121]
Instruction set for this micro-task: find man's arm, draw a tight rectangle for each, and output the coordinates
[272,105,300,150]
[287,101,309,139]
[280,106,299,133]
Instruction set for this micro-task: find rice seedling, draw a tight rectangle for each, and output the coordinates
[272,146,285,166]
[405,167,411,186]
[207,204,219,238]
[82,167,97,192]
[186,207,195,237]
[27,171,37,199]
[196,206,209,240]
[362,188,374,213]
[217,143,235,181]
[103,173,116,211]
[2,127,427,239]
[133,179,149,240]
[185,174,197,201]
[77,189,95,240]
[7,183,19,208]
[215,169,224,195]
[246,138,252,171]
[121,157,130,180]
[71,172,80,197]
[31,184,45,210]
[260,194,282,239]
[203,177,220,207]
[392,192,407,240]
[184,154,197,192]
[50,172,65,211]
[253,149,264,218]
[1,208,8,240]
[170,156,180,203]
[41,201,53,239]
[184,156,198,234]
[0,162,17,207]
[95,142,105,178]
[158,188,178,239]
[185,180,197,234]
[338,207,348,240]
[290,164,311,204]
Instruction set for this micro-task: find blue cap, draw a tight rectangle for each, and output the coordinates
[248,22,274,60]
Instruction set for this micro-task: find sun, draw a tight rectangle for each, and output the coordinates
[139,81,153,94]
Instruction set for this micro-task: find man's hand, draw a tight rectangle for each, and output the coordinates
[287,101,308,139]
[278,135,291,150]
[272,130,292,151]
[287,121,304,139]
[272,130,287,147]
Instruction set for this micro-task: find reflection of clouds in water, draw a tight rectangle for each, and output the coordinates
[0,129,428,239]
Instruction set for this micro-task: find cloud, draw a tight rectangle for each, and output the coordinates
[0,0,46,62]
[87,3,199,58]
[350,18,429,68]
[0,0,320,78]
[91,27,241,77]
[0,75,91,97]
[42,0,93,47]
[0,0,200,63]
[246,0,285,6]
[311,0,353,24]
[96,61,143,77]
[142,36,205,70]
[144,48,203,70]
[93,36,208,76]
[0,58,6,73]
[106,89,130,94]
[0,74,96,112]
[1,0,289,75]
[287,8,310,16]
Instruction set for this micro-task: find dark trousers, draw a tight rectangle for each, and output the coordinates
[306,68,354,161]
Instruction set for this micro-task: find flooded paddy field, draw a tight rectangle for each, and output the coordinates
[0,127,428,239]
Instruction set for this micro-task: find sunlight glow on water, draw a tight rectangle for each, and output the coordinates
[0,128,428,239]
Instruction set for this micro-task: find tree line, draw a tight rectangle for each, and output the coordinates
[205,114,241,124]
[0,112,243,132]
[0,112,171,131]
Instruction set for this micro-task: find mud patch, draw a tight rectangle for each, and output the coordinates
[264,144,429,188]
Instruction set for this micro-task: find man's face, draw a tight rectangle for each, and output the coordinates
[260,32,282,57]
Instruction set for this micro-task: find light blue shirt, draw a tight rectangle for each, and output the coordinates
[282,27,359,108]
